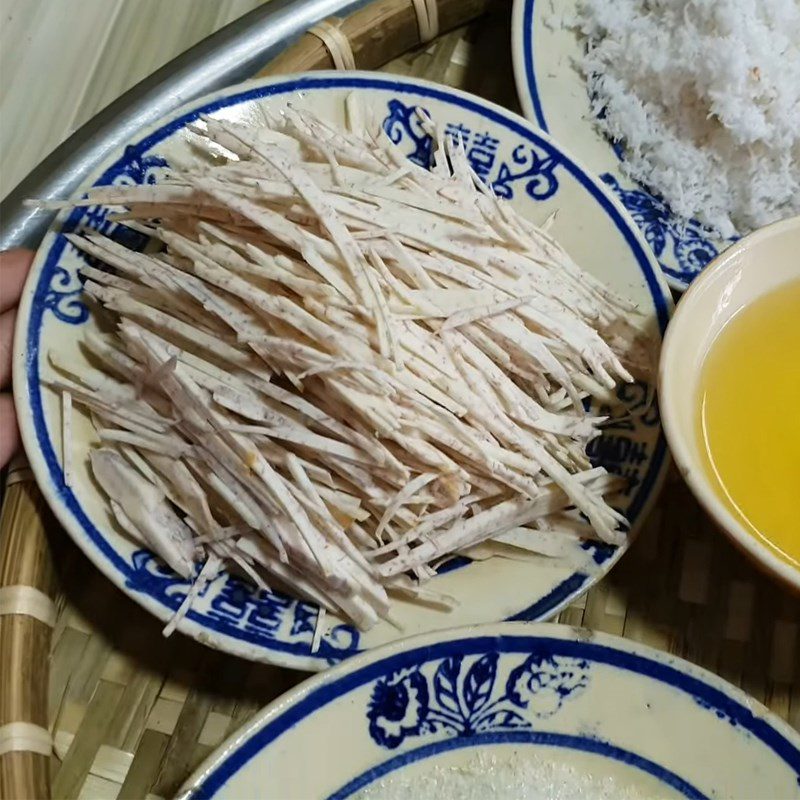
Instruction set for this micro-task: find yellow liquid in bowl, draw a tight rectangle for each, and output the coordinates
[696,280,800,569]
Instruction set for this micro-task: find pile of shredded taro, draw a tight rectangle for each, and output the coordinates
[46,104,647,640]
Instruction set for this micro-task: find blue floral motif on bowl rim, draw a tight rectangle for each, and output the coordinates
[367,650,590,749]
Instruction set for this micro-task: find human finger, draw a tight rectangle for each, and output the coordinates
[0,248,34,314]
[0,308,16,388]
[0,393,20,469]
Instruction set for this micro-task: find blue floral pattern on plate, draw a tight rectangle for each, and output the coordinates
[126,551,360,663]
[586,380,659,500]
[600,174,736,285]
[42,266,90,325]
[383,98,560,201]
[45,146,169,325]
[367,650,589,749]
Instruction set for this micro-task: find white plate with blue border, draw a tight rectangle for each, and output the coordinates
[511,0,739,292]
[176,622,800,799]
[14,72,672,672]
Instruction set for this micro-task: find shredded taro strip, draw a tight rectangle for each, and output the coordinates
[44,104,649,641]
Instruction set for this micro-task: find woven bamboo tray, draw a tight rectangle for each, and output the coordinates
[1,2,798,798]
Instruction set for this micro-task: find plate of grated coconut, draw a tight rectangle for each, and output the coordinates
[176,623,800,799]
[14,72,671,671]
[512,0,800,290]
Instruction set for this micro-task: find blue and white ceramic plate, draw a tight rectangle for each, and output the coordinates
[14,72,671,671]
[177,623,800,799]
[511,0,738,291]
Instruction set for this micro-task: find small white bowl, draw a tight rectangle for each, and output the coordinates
[659,216,800,592]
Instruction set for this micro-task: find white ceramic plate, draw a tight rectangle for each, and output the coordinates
[177,622,800,799]
[511,0,738,291]
[14,72,671,671]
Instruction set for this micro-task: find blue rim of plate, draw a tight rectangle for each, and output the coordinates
[519,0,550,132]
[21,73,671,668]
[183,629,800,798]
[514,0,736,291]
